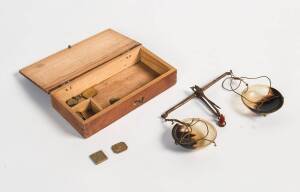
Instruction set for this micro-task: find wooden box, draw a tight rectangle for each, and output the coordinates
[20,29,177,138]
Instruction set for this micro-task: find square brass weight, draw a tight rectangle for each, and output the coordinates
[111,142,128,154]
[90,150,108,165]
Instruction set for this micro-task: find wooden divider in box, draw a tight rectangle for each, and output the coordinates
[20,29,176,138]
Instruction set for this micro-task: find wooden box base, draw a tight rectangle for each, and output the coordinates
[20,29,176,138]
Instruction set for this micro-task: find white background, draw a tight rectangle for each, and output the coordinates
[0,0,299,191]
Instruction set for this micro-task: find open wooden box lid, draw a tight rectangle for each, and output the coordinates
[20,29,141,93]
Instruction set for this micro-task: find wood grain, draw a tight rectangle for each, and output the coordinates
[51,46,177,138]
[20,29,140,93]
[83,69,177,138]
[92,62,159,108]
[51,45,142,101]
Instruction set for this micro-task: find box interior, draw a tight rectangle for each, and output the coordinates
[51,46,172,122]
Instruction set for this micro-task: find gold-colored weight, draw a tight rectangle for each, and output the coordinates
[82,88,97,99]
[66,98,78,107]
[111,142,128,153]
[90,150,108,165]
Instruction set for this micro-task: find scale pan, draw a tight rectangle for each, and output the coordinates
[241,84,284,114]
[172,118,217,149]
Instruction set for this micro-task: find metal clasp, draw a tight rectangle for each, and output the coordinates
[134,97,144,106]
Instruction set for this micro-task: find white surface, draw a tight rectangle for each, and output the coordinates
[1,0,299,191]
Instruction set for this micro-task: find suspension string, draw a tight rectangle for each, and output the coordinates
[172,118,215,146]
[221,72,273,104]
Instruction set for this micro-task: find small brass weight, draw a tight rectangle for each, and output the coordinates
[161,70,284,150]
